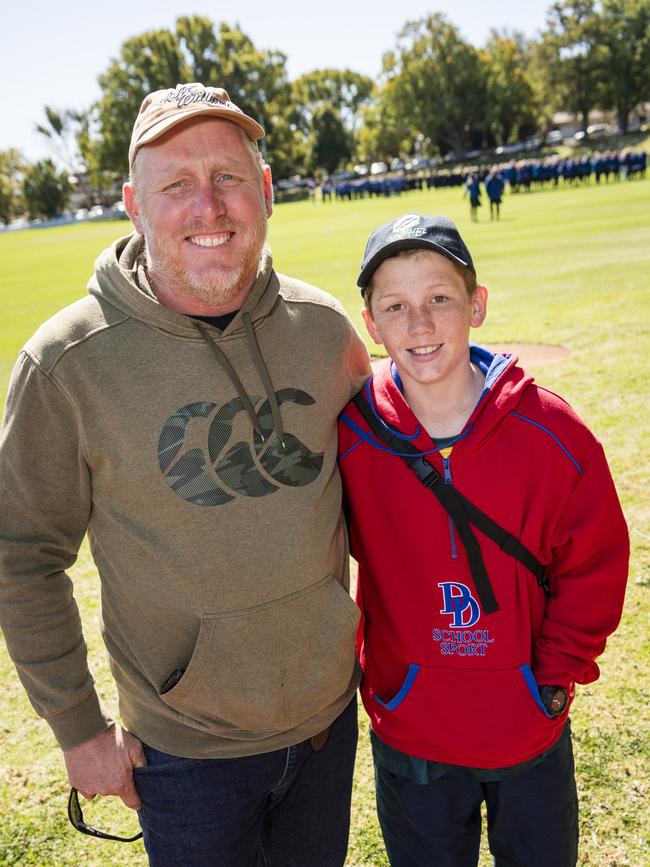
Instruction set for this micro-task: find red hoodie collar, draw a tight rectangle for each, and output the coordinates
[367,348,533,454]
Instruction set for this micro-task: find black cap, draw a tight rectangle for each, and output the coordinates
[358,213,476,293]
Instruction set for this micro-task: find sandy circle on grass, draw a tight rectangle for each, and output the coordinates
[370,343,569,372]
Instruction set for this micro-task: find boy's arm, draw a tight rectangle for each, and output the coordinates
[533,444,629,689]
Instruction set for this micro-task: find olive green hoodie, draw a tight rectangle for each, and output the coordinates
[0,233,370,757]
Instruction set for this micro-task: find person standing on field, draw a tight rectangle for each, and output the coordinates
[464,174,482,222]
[338,213,629,867]
[0,82,369,866]
[484,168,505,220]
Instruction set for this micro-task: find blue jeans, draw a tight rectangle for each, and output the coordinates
[134,697,357,866]
[375,725,578,867]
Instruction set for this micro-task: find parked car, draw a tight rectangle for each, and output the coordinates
[545,130,564,145]
[405,156,430,171]
[495,142,524,155]
[573,123,615,141]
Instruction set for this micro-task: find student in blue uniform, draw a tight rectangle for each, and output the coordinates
[484,169,505,220]
[464,175,481,222]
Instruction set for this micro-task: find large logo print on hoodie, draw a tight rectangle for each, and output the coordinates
[158,389,324,505]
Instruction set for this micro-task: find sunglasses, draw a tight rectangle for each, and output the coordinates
[67,787,143,843]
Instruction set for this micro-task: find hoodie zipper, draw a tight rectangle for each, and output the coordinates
[442,455,458,559]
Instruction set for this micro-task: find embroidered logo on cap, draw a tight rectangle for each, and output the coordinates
[389,213,426,241]
[161,84,229,109]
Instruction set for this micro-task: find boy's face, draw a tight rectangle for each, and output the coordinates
[362,250,487,394]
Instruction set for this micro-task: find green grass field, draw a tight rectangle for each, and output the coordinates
[0,176,648,865]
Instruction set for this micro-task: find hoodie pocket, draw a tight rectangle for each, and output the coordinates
[160,574,360,735]
[367,663,561,767]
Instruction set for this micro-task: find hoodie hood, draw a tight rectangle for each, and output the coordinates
[365,344,535,456]
[88,232,280,340]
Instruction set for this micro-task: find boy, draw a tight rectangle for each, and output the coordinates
[338,214,629,866]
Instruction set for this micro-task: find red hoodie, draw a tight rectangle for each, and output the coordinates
[338,348,628,768]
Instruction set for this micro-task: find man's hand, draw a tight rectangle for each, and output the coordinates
[63,724,146,810]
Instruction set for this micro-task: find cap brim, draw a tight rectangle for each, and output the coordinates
[358,239,474,290]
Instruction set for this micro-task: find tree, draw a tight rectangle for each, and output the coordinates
[291,69,373,135]
[291,68,372,174]
[89,18,295,178]
[94,28,189,174]
[36,106,84,172]
[196,21,295,175]
[374,15,487,159]
[355,99,404,164]
[35,105,110,207]
[599,0,650,132]
[481,34,538,145]
[534,0,606,131]
[0,149,25,225]
[305,105,351,174]
[175,14,221,84]
[22,159,71,219]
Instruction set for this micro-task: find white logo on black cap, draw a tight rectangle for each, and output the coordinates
[390,213,426,241]
[392,214,421,233]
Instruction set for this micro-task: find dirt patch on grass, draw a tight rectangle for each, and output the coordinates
[483,343,570,366]
[370,343,570,372]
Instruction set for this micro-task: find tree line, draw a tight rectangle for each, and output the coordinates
[1,0,649,222]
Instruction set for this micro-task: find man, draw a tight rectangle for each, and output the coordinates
[0,83,370,866]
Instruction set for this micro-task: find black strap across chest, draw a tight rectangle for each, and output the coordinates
[352,392,550,615]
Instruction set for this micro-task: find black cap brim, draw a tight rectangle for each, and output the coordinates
[357,238,475,291]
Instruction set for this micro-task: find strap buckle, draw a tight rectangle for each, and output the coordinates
[408,456,442,489]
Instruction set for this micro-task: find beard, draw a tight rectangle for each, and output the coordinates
[143,209,268,309]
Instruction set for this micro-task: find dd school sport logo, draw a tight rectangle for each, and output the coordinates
[438,582,480,627]
[433,582,495,657]
[158,389,323,506]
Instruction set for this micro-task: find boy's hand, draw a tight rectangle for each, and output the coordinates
[539,685,568,716]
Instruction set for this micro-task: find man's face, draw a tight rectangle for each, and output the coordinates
[123,117,273,314]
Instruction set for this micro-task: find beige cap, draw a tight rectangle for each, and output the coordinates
[129,83,265,169]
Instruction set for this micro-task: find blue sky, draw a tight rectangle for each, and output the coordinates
[3,0,553,162]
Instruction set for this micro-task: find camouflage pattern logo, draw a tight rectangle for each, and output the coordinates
[158,389,324,506]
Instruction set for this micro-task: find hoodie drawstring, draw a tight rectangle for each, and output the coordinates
[241,313,286,447]
[195,318,286,449]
